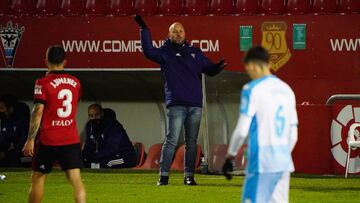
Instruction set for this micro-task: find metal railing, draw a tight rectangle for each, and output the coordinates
[326,94,360,105]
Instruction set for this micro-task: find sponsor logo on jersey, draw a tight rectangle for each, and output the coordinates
[52,119,73,127]
[34,85,42,95]
[0,21,25,68]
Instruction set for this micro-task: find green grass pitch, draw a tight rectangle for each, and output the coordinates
[0,168,359,203]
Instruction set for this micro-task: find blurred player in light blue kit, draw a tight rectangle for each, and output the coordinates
[223,46,298,203]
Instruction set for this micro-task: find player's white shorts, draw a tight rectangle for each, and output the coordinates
[242,172,290,203]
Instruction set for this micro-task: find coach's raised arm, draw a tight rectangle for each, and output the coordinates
[134,15,227,186]
[134,15,226,75]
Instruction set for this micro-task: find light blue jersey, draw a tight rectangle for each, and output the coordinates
[228,75,298,173]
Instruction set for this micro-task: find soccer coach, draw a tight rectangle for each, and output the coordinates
[134,15,226,186]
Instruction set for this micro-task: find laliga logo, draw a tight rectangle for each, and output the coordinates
[0,21,25,68]
[331,105,360,173]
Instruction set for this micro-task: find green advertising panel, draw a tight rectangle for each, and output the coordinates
[240,26,253,52]
[293,24,306,50]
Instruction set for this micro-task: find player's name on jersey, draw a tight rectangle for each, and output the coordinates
[50,77,78,89]
[52,119,73,127]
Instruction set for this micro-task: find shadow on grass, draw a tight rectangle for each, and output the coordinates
[124,182,242,188]
[0,168,30,172]
[292,173,360,179]
[197,183,242,187]
[0,167,159,174]
[2,168,359,180]
[291,186,360,192]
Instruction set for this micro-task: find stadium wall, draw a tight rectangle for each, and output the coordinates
[1,14,360,174]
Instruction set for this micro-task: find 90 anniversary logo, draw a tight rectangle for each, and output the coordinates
[261,21,291,72]
[0,21,25,68]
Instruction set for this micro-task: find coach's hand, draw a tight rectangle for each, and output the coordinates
[222,155,234,180]
[22,139,35,157]
[217,58,227,71]
[134,15,148,29]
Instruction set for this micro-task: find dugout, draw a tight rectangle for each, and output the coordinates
[0,69,249,172]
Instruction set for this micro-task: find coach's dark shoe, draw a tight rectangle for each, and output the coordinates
[184,176,197,186]
[157,176,169,186]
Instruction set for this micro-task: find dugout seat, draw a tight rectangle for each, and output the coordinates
[261,0,286,14]
[35,0,60,16]
[109,0,134,15]
[137,143,162,169]
[209,144,228,172]
[170,144,202,171]
[10,0,35,15]
[286,0,311,14]
[234,144,248,170]
[0,0,11,15]
[85,0,108,15]
[210,0,234,15]
[159,0,184,15]
[234,0,259,14]
[312,0,338,13]
[185,0,210,15]
[135,0,159,15]
[133,142,146,167]
[339,0,360,13]
[60,0,84,15]
[209,144,248,172]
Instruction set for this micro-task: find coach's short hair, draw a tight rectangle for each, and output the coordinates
[243,46,270,65]
[47,45,65,65]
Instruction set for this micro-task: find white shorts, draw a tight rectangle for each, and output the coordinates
[242,172,290,203]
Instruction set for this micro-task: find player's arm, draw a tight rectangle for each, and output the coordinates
[227,86,255,158]
[134,15,165,64]
[22,103,44,157]
[290,95,298,151]
[223,85,255,180]
[223,114,252,180]
[227,115,252,158]
[290,124,298,152]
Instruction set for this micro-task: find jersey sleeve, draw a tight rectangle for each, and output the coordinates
[288,90,298,151]
[290,92,298,126]
[240,84,256,118]
[33,79,46,104]
[227,115,252,156]
[227,85,257,156]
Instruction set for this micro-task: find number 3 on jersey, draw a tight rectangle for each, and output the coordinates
[275,105,285,137]
[57,89,73,118]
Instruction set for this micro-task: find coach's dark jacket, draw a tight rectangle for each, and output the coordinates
[140,28,223,108]
[0,102,30,166]
[82,109,136,168]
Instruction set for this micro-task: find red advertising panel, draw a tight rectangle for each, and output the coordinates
[0,15,359,104]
